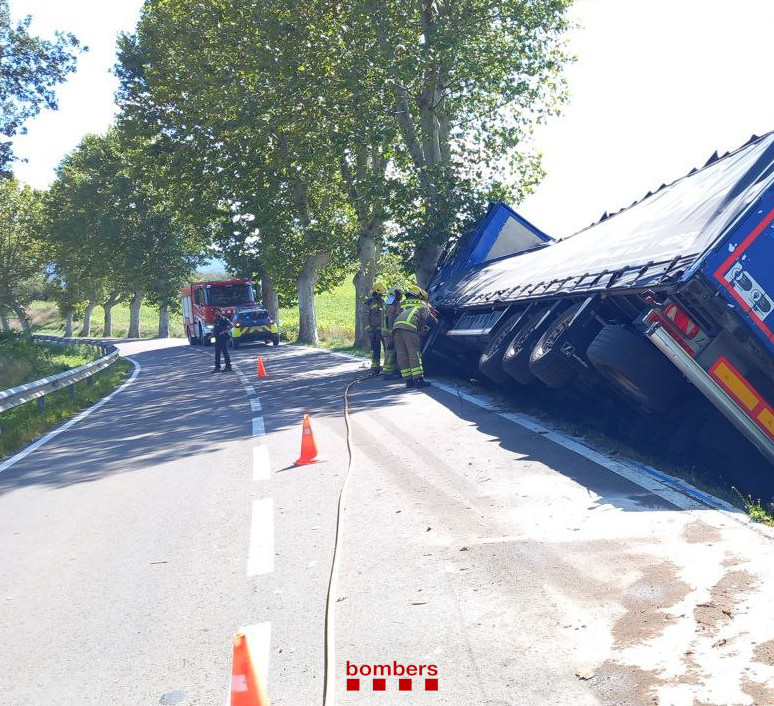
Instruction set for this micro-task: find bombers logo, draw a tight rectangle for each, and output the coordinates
[346,661,439,692]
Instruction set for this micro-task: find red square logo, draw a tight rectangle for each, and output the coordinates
[373,678,386,691]
[347,678,360,691]
[399,678,413,691]
[425,678,438,691]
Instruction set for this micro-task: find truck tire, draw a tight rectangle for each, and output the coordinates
[528,304,583,389]
[187,327,197,345]
[478,311,526,383]
[586,325,688,413]
[501,309,552,385]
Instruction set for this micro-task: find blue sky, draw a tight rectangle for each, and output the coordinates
[10,0,774,238]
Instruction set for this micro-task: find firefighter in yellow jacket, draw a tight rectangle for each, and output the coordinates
[381,287,403,380]
[365,282,386,375]
[392,285,437,388]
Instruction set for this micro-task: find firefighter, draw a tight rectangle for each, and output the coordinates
[365,282,386,376]
[392,284,437,388]
[211,308,234,373]
[381,287,403,380]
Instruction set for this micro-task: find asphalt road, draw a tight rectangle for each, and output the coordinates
[2,338,774,705]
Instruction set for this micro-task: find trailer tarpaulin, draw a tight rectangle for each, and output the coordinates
[433,132,774,308]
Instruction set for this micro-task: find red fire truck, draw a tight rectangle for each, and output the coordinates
[181,279,256,345]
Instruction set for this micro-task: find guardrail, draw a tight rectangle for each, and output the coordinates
[0,337,119,423]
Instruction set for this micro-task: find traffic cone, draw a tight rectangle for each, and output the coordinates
[256,356,268,378]
[294,413,319,465]
[230,631,270,706]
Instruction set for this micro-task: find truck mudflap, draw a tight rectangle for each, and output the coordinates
[646,321,774,466]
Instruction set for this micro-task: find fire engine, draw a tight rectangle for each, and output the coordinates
[180,279,257,345]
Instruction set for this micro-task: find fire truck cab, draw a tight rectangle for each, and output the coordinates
[181,279,256,345]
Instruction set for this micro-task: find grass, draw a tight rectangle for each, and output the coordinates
[28,300,186,339]
[0,341,133,460]
[0,333,101,389]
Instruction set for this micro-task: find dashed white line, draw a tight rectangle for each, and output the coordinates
[252,445,271,481]
[245,386,256,396]
[247,498,274,576]
[252,417,265,436]
[250,398,262,412]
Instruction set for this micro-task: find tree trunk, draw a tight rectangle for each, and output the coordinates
[103,291,122,337]
[414,242,444,290]
[157,302,170,338]
[128,290,145,338]
[10,300,32,340]
[0,308,10,332]
[297,253,330,344]
[79,301,95,337]
[261,276,280,338]
[353,230,380,350]
[64,307,74,338]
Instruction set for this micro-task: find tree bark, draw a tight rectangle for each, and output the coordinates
[261,276,280,338]
[10,300,32,340]
[128,290,145,338]
[0,308,10,332]
[353,229,381,350]
[79,301,95,337]
[157,302,170,338]
[297,253,330,344]
[64,307,74,338]
[414,242,444,290]
[102,291,122,337]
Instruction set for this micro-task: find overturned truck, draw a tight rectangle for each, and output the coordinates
[425,132,774,470]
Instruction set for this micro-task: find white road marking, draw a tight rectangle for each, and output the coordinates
[250,397,262,412]
[245,386,256,396]
[252,445,271,481]
[247,498,274,576]
[0,357,141,475]
[252,417,265,436]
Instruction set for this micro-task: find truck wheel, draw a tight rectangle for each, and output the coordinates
[528,304,582,389]
[478,311,527,383]
[199,324,210,346]
[187,328,197,346]
[501,309,551,385]
[586,325,688,413]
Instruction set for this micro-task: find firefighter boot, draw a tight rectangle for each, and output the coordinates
[414,377,432,388]
[369,366,381,377]
[211,367,221,373]
[405,378,415,389]
[222,365,233,372]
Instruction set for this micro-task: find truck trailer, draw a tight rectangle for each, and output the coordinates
[425,131,774,471]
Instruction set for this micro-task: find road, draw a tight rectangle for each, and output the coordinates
[2,338,774,705]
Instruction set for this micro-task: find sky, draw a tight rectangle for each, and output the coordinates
[9,0,774,239]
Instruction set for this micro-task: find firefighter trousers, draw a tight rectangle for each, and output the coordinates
[382,332,397,373]
[369,331,382,371]
[393,328,423,379]
[214,336,231,368]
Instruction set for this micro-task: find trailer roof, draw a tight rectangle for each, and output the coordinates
[434,131,774,308]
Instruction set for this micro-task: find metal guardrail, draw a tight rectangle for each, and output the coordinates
[0,336,119,415]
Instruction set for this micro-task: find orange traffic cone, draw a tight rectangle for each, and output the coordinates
[231,631,270,706]
[256,356,268,378]
[294,413,319,465]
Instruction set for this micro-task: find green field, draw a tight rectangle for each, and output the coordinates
[0,334,101,389]
[0,335,133,460]
[26,281,360,346]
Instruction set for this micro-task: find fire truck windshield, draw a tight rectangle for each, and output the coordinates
[205,284,254,306]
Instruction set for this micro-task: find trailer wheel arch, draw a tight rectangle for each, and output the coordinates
[478,310,527,383]
[586,324,689,413]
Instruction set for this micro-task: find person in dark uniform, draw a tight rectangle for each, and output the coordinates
[365,282,386,376]
[212,308,234,373]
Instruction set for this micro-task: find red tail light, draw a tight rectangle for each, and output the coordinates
[664,303,700,339]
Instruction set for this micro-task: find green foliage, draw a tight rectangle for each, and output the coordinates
[0,356,132,460]
[0,332,100,389]
[733,487,774,526]
[0,0,83,174]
